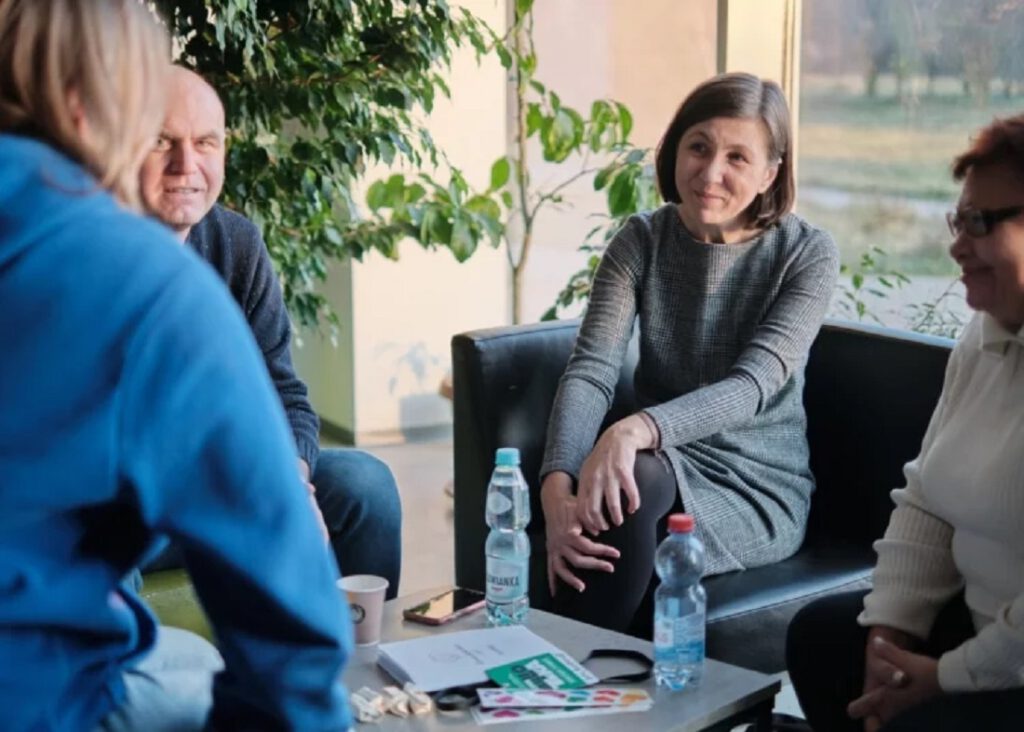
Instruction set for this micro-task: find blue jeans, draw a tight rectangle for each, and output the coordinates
[140,447,401,599]
[313,448,402,600]
[94,626,222,732]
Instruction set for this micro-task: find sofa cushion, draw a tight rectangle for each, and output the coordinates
[703,543,875,671]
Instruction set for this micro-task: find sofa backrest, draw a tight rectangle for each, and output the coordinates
[802,321,952,545]
[451,318,953,604]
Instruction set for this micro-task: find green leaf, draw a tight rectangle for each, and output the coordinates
[607,171,638,217]
[419,208,437,243]
[385,174,406,207]
[495,44,513,69]
[520,51,538,76]
[291,141,316,161]
[625,148,645,165]
[500,191,514,208]
[406,183,427,203]
[430,212,454,243]
[593,166,613,191]
[542,108,580,162]
[526,104,544,137]
[449,217,477,261]
[366,181,388,212]
[616,103,633,140]
[515,0,534,19]
[465,195,501,221]
[852,273,864,289]
[489,157,511,191]
[324,227,343,247]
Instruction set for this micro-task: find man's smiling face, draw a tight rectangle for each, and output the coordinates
[139,67,225,240]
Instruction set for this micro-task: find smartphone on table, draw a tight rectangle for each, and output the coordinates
[402,587,486,625]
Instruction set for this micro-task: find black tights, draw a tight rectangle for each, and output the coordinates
[552,451,682,637]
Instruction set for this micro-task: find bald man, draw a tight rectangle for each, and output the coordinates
[139,68,402,597]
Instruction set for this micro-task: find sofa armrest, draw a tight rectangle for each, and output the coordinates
[452,321,577,607]
[452,320,638,606]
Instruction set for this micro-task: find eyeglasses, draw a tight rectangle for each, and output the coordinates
[946,206,1024,238]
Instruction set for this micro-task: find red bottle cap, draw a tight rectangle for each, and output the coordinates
[667,513,695,533]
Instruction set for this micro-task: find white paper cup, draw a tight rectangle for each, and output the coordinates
[338,574,389,646]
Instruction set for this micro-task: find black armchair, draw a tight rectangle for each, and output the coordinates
[452,318,954,672]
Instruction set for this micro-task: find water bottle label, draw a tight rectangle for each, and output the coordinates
[654,616,674,652]
[486,491,514,515]
[677,613,705,664]
[653,613,704,660]
[486,557,527,602]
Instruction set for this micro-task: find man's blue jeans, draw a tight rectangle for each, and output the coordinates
[313,448,402,599]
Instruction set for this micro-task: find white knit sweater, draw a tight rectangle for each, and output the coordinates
[860,313,1024,692]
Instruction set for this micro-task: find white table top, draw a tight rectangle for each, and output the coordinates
[342,587,780,731]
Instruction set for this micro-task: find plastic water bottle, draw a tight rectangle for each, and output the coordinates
[653,513,706,690]
[485,447,531,625]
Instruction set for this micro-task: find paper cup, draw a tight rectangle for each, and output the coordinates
[338,574,389,646]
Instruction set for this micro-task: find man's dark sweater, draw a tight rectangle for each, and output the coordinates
[187,204,319,472]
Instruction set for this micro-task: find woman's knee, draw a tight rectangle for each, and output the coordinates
[632,452,678,514]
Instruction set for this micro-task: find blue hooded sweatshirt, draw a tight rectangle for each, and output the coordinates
[0,134,352,731]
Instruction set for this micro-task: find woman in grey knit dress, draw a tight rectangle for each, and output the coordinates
[540,72,840,634]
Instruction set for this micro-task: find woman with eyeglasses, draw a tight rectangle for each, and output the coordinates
[786,116,1024,731]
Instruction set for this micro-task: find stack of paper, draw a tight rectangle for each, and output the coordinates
[376,626,597,693]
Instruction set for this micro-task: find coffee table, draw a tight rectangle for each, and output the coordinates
[342,587,780,731]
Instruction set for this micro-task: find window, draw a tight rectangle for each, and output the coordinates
[795,0,1020,335]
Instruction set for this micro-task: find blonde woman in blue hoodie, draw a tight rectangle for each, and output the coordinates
[0,2,353,729]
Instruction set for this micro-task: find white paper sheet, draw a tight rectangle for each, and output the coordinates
[376,626,595,692]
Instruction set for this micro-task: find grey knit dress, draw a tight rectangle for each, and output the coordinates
[541,204,840,575]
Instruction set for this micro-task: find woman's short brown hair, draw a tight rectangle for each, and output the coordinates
[0,0,170,210]
[952,114,1024,182]
[655,72,794,229]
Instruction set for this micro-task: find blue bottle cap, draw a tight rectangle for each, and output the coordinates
[495,447,521,467]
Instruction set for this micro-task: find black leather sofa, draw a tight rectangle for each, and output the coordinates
[451,318,954,672]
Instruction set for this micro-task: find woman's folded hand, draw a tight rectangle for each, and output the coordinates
[540,472,620,596]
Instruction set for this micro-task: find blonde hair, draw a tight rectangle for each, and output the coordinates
[0,0,170,210]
